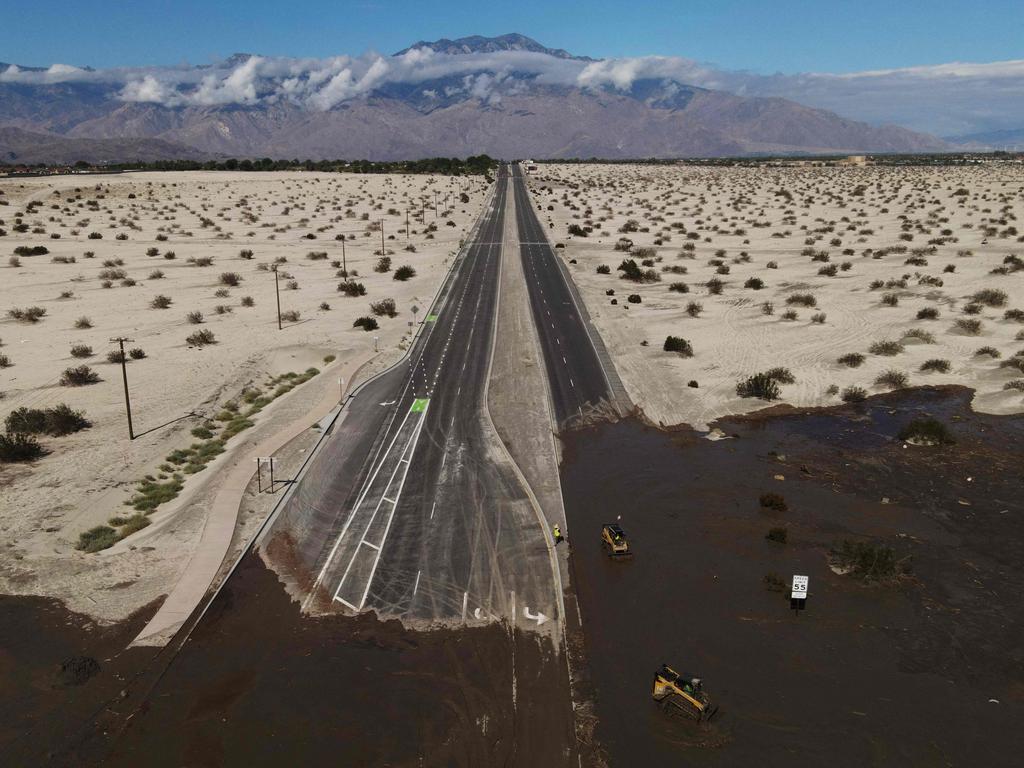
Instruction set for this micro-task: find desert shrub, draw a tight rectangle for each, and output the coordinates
[765,527,788,544]
[186,310,204,324]
[13,245,49,256]
[971,288,1008,307]
[107,350,126,364]
[781,309,798,320]
[0,353,10,367]
[786,293,816,307]
[898,417,954,444]
[8,306,46,323]
[163,250,176,259]
[241,296,254,307]
[669,282,689,293]
[663,336,693,356]
[596,264,610,274]
[148,269,164,280]
[394,265,416,281]
[830,540,908,582]
[618,259,660,283]
[239,249,253,259]
[567,224,588,237]
[186,329,216,347]
[920,358,951,373]
[151,294,172,309]
[60,365,100,386]
[744,277,764,290]
[338,280,367,296]
[219,272,242,286]
[811,312,827,324]
[881,293,900,307]
[999,356,1024,374]
[305,251,328,261]
[759,493,788,512]
[374,256,392,273]
[975,346,1000,358]
[1003,380,1024,392]
[955,318,983,336]
[962,303,982,315]
[353,316,379,331]
[74,316,92,329]
[916,307,939,320]
[736,373,781,400]
[869,340,904,356]
[627,294,642,304]
[765,367,796,384]
[705,277,724,295]
[903,328,935,344]
[761,301,774,315]
[0,432,47,463]
[874,369,909,389]
[841,385,868,403]
[7,404,90,436]
[818,263,838,277]
[370,298,397,317]
[76,525,117,552]
[280,310,300,322]
[1004,309,1024,322]
[685,301,703,317]
[190,256,214,267]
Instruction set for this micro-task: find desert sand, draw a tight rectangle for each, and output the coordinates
[529,162,1024,429]
[0,170,488,620]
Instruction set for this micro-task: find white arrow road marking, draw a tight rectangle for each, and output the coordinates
[522,606,549,626]
[379,400,396,406]
[474,607,482,620]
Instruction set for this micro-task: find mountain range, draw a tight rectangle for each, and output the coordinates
[0,34,954,163]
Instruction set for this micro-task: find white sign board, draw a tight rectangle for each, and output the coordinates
[791,575,809,600]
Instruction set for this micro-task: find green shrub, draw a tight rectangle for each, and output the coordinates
[869,340,904,356]
[338,281,366,296]
[393,265,416,281]
[838,352,865,367]
[971,288,1008,307]
[920,358,951,373]
[955,318,983,336]
[186,329,216,347]
[786,293,817,307]
[874,369,909,389]
[76,526,117,553]
[765,367,795,384]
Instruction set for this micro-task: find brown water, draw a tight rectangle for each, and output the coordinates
[560,387,1024,767]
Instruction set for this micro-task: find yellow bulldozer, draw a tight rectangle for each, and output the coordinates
[601,523,633,558]
[652,664,718,722]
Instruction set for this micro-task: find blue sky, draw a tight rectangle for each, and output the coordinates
[3,0,1021,72]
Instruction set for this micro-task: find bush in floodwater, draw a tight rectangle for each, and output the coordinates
[759,493,788,512]
[898,417,955,445]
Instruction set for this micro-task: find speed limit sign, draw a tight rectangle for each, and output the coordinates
[791,574,809,600]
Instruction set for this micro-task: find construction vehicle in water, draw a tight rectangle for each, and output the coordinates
[652,664,719,722]
[601,523,633,558]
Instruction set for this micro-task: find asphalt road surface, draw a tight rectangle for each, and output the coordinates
[511,165,622,424]
[282,164,559,629]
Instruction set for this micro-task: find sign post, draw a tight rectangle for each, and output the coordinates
[790,574,809,613]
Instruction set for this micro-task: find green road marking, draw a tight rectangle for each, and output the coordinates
[411,398,430,413]
[426,313,438,322]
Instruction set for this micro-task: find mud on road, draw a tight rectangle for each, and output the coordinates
[561,386,1024,767]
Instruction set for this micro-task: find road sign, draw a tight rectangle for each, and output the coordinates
[791,574,809,600]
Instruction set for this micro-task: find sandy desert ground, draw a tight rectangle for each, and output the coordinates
[530,162,1024,429]
[0,170,488,620]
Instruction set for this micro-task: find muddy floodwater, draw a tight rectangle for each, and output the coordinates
[561,387,1024,767]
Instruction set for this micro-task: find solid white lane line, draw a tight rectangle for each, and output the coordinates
[413,570,422,597]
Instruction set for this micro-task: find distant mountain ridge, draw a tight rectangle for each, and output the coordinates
[0,34,950,163]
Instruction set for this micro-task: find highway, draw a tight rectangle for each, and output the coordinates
[510,164,628,424]
[291,164,558,628]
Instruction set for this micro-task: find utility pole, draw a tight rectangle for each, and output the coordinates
[406,209,410,240]
[380,219,385,259]
[110,336,135,440]
[433,190,438,217]
[341,236,347,276]
[255,457,263,493]
[274,267,282,330]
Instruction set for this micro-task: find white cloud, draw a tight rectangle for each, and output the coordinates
[1,47,1020,136]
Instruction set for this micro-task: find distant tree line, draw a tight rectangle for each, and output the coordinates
[530,152,1020,167]
[0,155,499,175]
